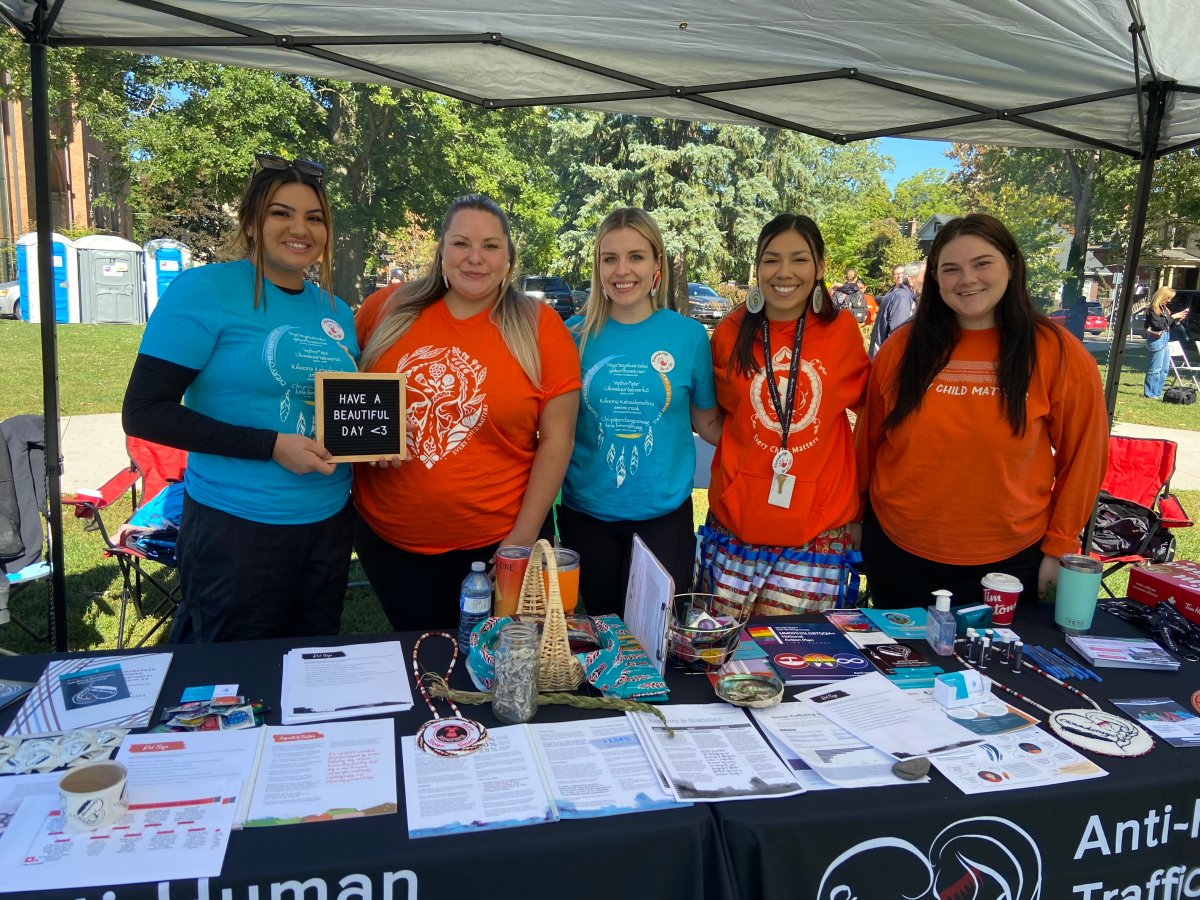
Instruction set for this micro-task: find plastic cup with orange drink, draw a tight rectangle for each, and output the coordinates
[494,545,581,616]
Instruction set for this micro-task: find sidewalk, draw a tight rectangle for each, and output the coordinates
[57,412,1200,492]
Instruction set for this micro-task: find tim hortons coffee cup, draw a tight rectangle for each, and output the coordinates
[58,760,128,833]
[981,572,1022,626]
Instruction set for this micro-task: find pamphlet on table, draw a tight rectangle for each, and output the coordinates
[861,606,927,640]
[281,641,414,724]
[750,701,930,789]
[401,717,684,838]
[930,727,1107,794]
[1111,698,1200,747]
[621,534,673,675]
[5,653,172,735]
[823,609,893,646]
[797,672,983,760]
[119,719,398,828]
[748,623,871,685]
[0,679,33,712]
[1064,635,1180,670]
[627,703,804,802]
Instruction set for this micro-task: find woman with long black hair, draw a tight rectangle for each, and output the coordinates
[859,213,1108,608]
[697,213,869,617]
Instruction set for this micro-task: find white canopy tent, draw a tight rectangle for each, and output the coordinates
[1,0,1197,648]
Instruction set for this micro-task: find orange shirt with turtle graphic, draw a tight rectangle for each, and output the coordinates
[708,306,869,547]
[353,287,581,553]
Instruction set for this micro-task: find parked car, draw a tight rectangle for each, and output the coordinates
[687,282,727,323]
[1048,301,1109,335]
[0,280,19,318]
[571,284,590,310]
[520,274,576,319]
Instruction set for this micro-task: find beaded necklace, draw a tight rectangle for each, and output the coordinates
[411,631,489,757]
[952,642,1153,758]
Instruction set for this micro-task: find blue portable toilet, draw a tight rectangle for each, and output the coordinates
[16,231,80,323]
[143,238,192,316]
[74,234,147,324]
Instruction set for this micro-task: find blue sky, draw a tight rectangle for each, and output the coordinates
[877,137,954,189]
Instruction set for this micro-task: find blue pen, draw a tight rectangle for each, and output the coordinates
[1050,647,1089,679]
[1027,645,1070,680]
[1052,647,1103,683]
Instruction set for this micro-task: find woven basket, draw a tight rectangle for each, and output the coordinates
[515,540,584,691]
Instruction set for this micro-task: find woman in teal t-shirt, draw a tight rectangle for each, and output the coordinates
[561,208,722,614]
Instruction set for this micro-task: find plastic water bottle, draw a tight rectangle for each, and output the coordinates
[457,561,492,654]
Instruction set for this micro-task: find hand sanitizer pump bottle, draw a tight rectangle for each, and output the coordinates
[925,589,956,656]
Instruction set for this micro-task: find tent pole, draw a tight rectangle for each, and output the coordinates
[1102,80,1168,424]
[1083,79,1168,557]
[30,17,68,652]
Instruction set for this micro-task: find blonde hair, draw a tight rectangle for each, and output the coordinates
[574,208,669,353]
[1150,285,1176,316]
[232,165,334,310]
[359,194,542,388]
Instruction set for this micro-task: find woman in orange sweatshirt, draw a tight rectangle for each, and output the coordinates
[697,214,869,617]
[859,214,1107,608]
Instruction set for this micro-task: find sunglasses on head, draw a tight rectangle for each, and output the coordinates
[254,153,325,182]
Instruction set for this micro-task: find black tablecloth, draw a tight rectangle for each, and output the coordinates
[2,603,1198,900]
[714,604,1200,900]
[0,635,733,900]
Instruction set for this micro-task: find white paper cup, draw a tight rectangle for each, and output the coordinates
[981,572,1022,626]
[58,760,128,833]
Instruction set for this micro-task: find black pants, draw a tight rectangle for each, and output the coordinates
[861,505,1043,610]
[557,497,696,616]
[176,493,355,643]
[354,513,555,632]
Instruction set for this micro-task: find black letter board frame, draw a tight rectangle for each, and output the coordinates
[314,371,406,462]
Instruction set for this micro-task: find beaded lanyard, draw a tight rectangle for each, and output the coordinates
[953,641,1153,758]
[411,632,489,757]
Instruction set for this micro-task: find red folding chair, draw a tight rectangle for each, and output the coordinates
[1091,436,1192,597]
[63,436,187,648]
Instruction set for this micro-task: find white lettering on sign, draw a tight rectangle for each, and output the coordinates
[151,870,418,900]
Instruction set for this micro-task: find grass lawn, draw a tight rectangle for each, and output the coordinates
[1,319,1197,652]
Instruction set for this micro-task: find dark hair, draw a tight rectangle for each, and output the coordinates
[882,213,1059,436]
[233,163,333,310]
[729,214,838,378]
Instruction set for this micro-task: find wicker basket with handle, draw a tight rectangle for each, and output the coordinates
[515,539,584,691]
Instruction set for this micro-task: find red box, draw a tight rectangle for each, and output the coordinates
[1126,561,1200,626]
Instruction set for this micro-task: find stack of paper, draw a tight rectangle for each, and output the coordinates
[1065,635,1180,670]
[281,641,414,724]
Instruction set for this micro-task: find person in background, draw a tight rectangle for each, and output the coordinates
[560,208,720,614]
[353,194,581,631]
[698,213,869,618]
[1064,294,1089,343]
[868,263,917,358]
[859,214,1108,608]
[123,154,358,642]
[1143,285,1187,399]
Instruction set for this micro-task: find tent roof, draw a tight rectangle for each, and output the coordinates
[3,0,1198,157]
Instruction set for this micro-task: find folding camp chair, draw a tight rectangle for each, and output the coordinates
[1090,435,1193,597]
[1167,341,1200,388]
[1,415,54,646]
[63,436,187,648]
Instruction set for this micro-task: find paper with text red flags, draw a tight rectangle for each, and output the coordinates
[281,641,414,724]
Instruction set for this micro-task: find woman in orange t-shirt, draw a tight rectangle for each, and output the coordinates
[354,194,581,630]
[859,214,1107,609]
[698,214,869,618]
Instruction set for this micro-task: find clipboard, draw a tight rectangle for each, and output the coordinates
[622,534,674,676]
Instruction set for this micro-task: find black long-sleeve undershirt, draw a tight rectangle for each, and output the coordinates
[122,353,278,460]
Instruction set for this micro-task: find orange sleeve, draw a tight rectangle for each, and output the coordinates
[1042,327,1109,557]
[534,305,582,410]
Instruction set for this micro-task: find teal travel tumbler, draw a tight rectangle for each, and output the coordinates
[1054,554,1103,634]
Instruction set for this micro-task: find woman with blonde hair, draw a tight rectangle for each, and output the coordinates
[123,153,358,642]
[560,207,720,613]
[1143,285,1186,399]
[354,193,581,630]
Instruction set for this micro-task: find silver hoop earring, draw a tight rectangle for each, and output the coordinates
[745,286,764,314]
[811,283,823,314]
